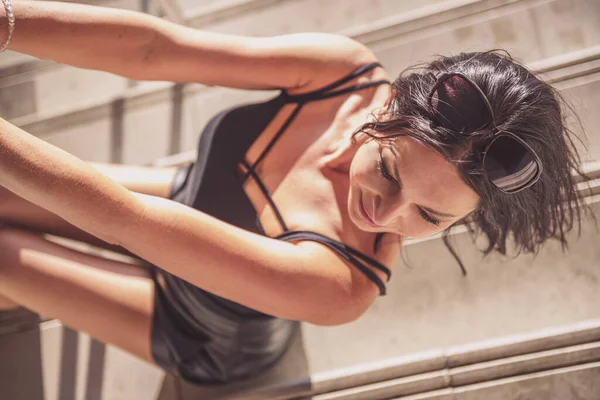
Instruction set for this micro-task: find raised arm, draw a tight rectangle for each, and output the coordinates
[0,117,390,326]
[1,1,377,90]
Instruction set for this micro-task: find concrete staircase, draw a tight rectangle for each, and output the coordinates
[4,0,599,164]
[1,0,599,399]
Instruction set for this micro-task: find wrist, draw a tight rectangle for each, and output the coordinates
[0,0,15,52]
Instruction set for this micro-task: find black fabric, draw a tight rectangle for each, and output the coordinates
[168,162,193,199]
[150,63,392,384]
[150,265,299,385]
[275,231,391,295]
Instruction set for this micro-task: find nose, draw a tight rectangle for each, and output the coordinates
[370,192,410,226]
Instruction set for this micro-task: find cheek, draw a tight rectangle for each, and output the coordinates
[393,215,435,238]
[394,211,455,238]
[351,169,372,193]
[410,223,444,238]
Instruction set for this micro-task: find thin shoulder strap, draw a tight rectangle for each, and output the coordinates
[240,159,289,232]
[243,62,389,181]
[275,230,392,296]
[282,62,389,103]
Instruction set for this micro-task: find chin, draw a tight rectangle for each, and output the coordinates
[349,187,388,232]
[349,204,371,231]
[350,202,383,233]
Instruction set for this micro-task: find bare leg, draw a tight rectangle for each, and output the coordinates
[0,162,191,359]
[0,162,181,256]
[0,227,156,363]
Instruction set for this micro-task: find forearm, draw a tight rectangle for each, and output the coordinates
[0,117,369,324]
[123,194,365,324]
[0,1,160,79]
[0,117,140,245]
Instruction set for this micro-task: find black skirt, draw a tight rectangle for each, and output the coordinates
[149,163,299,385]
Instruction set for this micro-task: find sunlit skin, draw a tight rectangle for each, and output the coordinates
[348,135,480,238]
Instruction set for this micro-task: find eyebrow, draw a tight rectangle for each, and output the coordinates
[386,144,458,219]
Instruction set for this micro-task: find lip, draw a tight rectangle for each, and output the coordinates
[359,196,379,227]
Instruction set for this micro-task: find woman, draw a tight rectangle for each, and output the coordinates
[0,1,586,384]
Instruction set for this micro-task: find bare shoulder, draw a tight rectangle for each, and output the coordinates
[293,232,402,324]
[358,233,402,284]
[278,33,389,94]
[350,234,401,316]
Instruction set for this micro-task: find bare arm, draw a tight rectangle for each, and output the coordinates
[1,1,377,90]
[1,1,160,79]
[0,117,386,325]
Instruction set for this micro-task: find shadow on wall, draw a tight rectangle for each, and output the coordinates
[0,324,107,400]
[57,328,107,400]
[0,325,45,399]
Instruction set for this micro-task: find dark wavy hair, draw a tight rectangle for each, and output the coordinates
[357,50,589,273]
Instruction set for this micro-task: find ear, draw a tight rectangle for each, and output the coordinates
[384,87,396,108]
[371,86,396,121]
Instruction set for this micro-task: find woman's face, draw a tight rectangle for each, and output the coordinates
[348,136,480,238]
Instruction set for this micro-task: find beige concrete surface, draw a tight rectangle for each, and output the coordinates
[4,0,596,169]
[299,202,600,376]
[372,0,600,74]
[6,0,599,135]
[186,0,449,36]
[1,0,443,121]
[393,362,600,400]
[13,50,600,167]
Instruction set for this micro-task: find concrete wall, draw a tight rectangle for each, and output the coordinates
[4,0,599,165]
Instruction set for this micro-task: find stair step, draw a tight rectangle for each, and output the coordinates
[3,0,598,126]
[300,322,600,399]
[3,49,597,179]
[393,361,600,399]
[310,358,600,400]
[0,0,439,75]
[154,46,600,169]
[147,46,600,169]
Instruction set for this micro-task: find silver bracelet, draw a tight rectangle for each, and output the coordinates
[0,0,15,53]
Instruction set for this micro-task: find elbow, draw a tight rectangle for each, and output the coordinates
[307,313,360,327]
[305,304,365,327]
[294,271,380,326]
[302,289,373,327]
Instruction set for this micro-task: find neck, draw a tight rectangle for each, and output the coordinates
[319,132,361,175]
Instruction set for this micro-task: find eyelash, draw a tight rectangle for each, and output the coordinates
[418,207,440,226]
[379,157,440,226]
[378,158,396,182]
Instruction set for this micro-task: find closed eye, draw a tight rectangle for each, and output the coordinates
[379,144,446,227]
[418,207,440,226]
[378,157,397,183]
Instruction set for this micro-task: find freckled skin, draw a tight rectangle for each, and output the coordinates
[348,136,480,238]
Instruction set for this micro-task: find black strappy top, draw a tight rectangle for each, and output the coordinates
[173,63,393,313]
